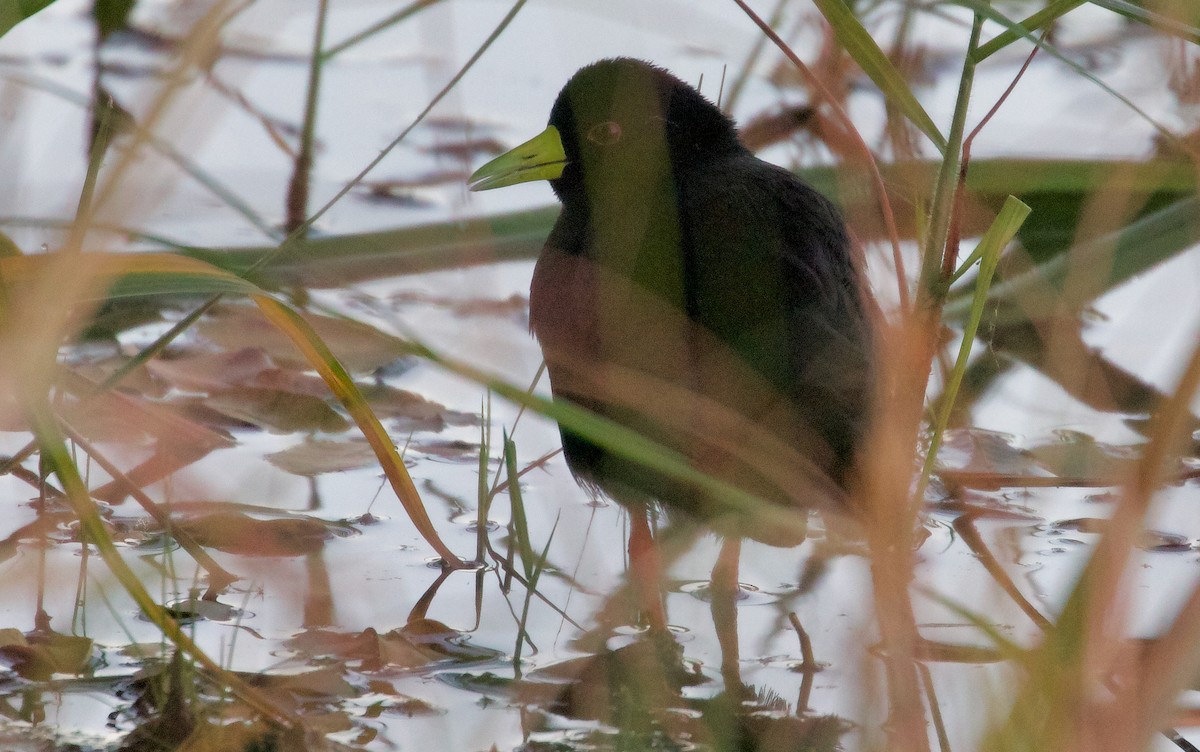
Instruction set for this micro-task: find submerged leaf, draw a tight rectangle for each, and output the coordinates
[266,438,383,476]
[198,304,410,373]
[202,387,349,434]
[176,512,346,556]
[1028,430,1142,482]
[359,383,477,431]
[0,630,94,680]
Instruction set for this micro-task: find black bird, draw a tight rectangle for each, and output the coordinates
[469,58,874,544]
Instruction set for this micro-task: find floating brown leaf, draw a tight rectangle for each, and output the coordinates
[199,303,409,373]
[203,387,349,434]
[266,439,382,476]
[177,512,344,556]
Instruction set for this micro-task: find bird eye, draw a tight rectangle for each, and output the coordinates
[586,121,622,145]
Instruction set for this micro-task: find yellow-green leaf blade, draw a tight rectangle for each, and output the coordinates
[252,297,465,568]
[811,0,946,153]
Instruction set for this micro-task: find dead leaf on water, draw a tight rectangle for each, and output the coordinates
[937,428,1045,477]
[359,383,477,432]
[266,439,384,476]
[1028,430,1141,482]
[176,512,351,556]
[147,347,273,392]
[0,629,94,680]
[199,303,410,374]
[413,439,478,462]
[202,387,349,434]
[287,627,438,671]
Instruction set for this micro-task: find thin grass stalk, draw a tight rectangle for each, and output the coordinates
[915,11,983,307]
[513,529,555,680]
[321,0,443,60]
[506,435,555,677]
[504,432,535,582]
[65,91,114,257]
[943,31,1042,281]
[24,396,300,730]
[974,0,1085,60]
[477,394,492,564]
[486,364,546,499]
[917,196,1030,497]
[285,0,328,234]
[722,0,790,113]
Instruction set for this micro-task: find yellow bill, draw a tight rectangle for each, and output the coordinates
[468,125,567,191]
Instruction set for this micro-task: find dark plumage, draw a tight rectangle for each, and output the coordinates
[470,59,873,542]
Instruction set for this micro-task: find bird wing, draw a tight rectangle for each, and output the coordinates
[677,156,874,477]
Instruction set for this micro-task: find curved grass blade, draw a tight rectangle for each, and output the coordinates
[0,0,59,40]
[945,195,1200,324]
[0,252,465,566]
[954,0,1185,153]
[0,252,263,297]
[973,0,1084,61]
[920,196,1030,494]
[252,297,465,567]
[25,396,301,729]
[1092,0,1200,45]
[811,0,947,153]
[400,336,817,544]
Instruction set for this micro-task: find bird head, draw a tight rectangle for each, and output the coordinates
[468,58,742,204]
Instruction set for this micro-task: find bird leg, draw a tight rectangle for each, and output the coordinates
[627,505,669,633]
[710,536,748,699]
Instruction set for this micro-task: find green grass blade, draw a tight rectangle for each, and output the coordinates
[974,0,1085,61]
[811,0,947,153]
[400,336,818,543]
[182,206,559,288]
[921,197,1030,490]
[253,297,465,567]
[945,194,1200,324]
[503,432,535,580]
[0,253,263,299]
[0,251,466,567]
[956,0,1183,151]
[477,395,492,562]
[1091,0,1200,45]
[0,0,59,39]
[25,395,299,728]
